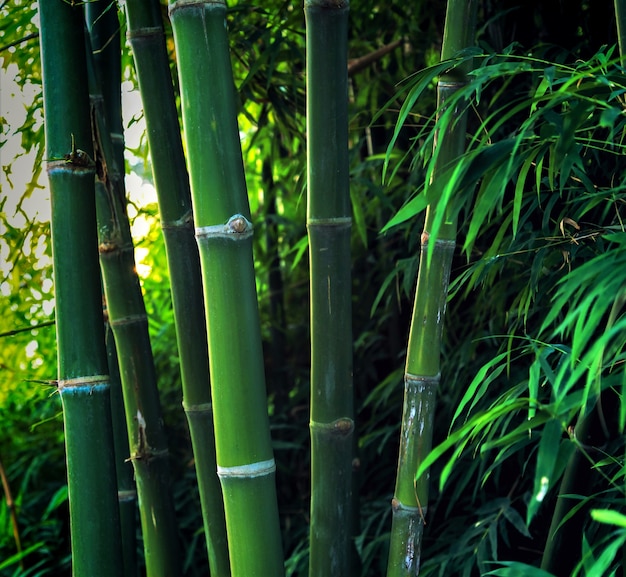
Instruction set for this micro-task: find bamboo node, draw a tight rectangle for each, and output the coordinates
[57,375,109,392]
[217,458,276,479]
[227,214,251,234]
[310,417,354,437]
[195,214,254,240]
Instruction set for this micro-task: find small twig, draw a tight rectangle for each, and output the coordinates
[348,39,403,76]
[0,320,55,338]
[0,453,23,569]
[0,32,39,54]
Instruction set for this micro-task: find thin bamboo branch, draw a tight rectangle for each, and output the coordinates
[348,39,402,76]
[0,453,23,569]
[86,7,138,576]
[85,25,182,577]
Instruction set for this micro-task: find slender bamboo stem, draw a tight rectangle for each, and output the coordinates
[386,1,477,575]
[124,1,229,573]
[85,25,182,577]
[615,0,626,62]
[168,2,284,575]
[39,2,123,575]
[304,1,354,575]
[86,7,138,576]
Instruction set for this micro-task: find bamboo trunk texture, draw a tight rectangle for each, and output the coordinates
[85,26,182,577]
[86,6,138,576]
[304,1,355,576]
[124,1,229,574]
[39,2,124,576]
[386,1,477,575]
[168,2,284,575]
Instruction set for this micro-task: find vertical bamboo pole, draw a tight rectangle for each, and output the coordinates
[85,6,138,576]
[304,2,354,576]
[39,2,124,576]
[123,0,230,574]
[386,2,477,575]
[85,20,182,577]
[168,2,284,575]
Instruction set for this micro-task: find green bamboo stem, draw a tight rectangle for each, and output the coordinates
[615,0,626,63]
[86,7,139,576]
[124,0,230,573]
[304,1,354,576]
[386,1,477,575]
[39,2,123,576]
[168,2,284,575]
[85,26,182,577]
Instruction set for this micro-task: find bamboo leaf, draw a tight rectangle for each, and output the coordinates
[450,351,510,429]
[527,418,563,525]
[485,561,556,576]
[591,509,626,528]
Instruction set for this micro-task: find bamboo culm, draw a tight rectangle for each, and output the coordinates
[86,6,138,575]
[168,1,284,575]
[304,1,355,576]
[85,19,182,577]
[39,2,124,575]
[124,0,230,573]
[386,1,478,575]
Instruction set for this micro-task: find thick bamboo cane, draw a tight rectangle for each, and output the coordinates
[386,2,477,575]
[39,2,124,575]
[124,1,230,573]
[85,26,182,577]
[168,1,284,575]
[304,1,355,576]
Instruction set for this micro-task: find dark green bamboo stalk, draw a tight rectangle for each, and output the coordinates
[84,21,182,577]
[304,2,354,576]
[386,2,477,575]
[123,0,229,574]
[168,2,284,575]
[86,7,138,576]
[39,2,123,576]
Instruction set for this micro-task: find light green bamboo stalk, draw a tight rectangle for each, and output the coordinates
[386,1,477,575]
[39,2,123,576]
[123,0,229,574]
[85,7,138,576]
[168,2,284,576]
[304,1,354,576]
[84,20,182,577]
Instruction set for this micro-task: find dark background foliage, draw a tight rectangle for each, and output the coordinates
[1,0,624,575]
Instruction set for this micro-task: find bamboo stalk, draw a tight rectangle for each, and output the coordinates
[85,7,138,576]
[123,0,230,573]
[85,23,182,577]
[38,2,124,575]
[168,1,284,575]
[304,1,354,576]
[386,2,477,575]
[615,0,626,62]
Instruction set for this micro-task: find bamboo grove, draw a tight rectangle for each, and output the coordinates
[2,0,626,575]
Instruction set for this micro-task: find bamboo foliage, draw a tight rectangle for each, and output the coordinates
[38,1,124,575]
[168,1,284,575]
[304,1,354,576]
[386,1,478,575]
[85,16,181,577]
[123,0,230,573]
